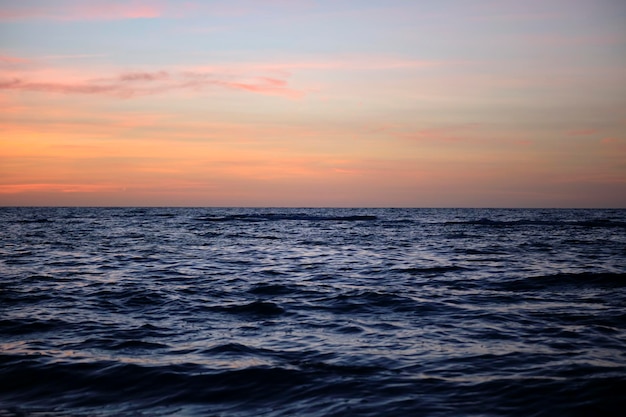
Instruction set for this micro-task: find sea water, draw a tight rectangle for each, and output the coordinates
[1,207,625,416]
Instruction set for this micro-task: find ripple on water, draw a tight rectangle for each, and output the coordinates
[0,207,625,416]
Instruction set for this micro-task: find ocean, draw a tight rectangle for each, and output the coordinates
[1,207,625,416]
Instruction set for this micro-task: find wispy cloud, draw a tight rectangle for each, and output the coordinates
[0,69,303,99]
[0,0,166,21]
[0,55,34,70]
[600,137,626,152]
[0,51,444,95]
[0,183,121,194]
[0,78,128,96]
[0,0,316,22]
[0,55,30,65]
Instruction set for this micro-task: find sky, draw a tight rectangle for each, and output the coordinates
[1,0,625,207]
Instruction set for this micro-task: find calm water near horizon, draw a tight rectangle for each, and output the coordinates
[1,207,625,416]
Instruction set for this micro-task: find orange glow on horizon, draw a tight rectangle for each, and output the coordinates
[1,0,625,207]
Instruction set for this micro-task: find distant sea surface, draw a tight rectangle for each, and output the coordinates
[1,207,625,416]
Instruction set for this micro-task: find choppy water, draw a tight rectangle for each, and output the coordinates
[1,207,625,416]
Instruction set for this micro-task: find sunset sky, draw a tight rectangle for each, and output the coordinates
[1,0,625,207]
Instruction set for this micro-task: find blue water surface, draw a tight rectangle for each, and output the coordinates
[1,208,625,416]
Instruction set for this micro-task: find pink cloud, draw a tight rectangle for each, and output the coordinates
[0,183,121,194]
[600,138,626,151]
[601,137,620,144]
[0,0,314,22]
[218,77,303,98]
[0,55,34,70]
[0,0,166,21]
[0,78,125,96]
[0,69,303,99]
[117,71,171,82]
[0,55,30,65]
[0,53,106,74]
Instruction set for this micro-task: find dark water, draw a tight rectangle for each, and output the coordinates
[1,207,625,416]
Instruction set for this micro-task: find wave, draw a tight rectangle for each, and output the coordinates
[248,282,302,296]
[0,318,71,335]
[393,265,468,275]
[495,272,626,291]
[2,207,625,417]
[15,218,54,224]
[212,300,287,316]
[445,218,626,228]
[1,353,624,416]
[195,213,378,222]
[315,289,433,315]
[0,355,307,407]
